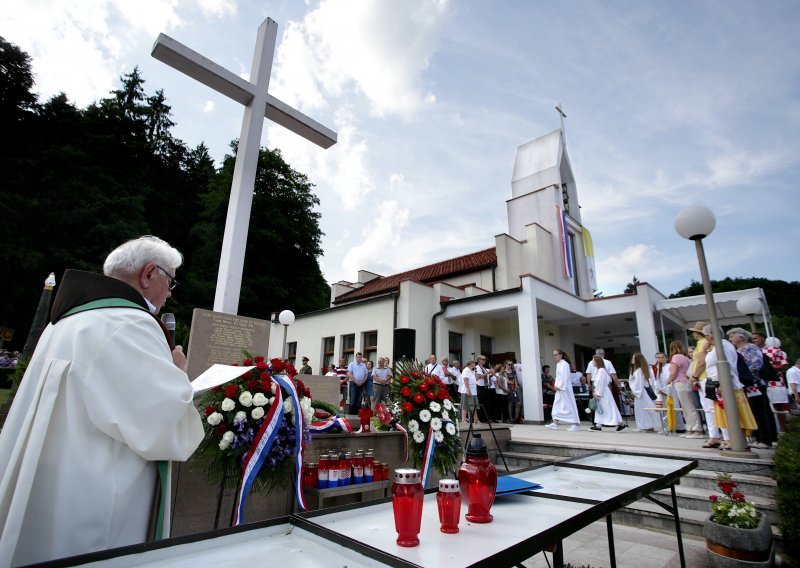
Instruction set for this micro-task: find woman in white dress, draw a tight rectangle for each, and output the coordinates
[546,349,581,431]
[589,355,626,431]
[629,353,661,432]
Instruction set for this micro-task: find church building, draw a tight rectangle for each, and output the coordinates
[268,128,771,422]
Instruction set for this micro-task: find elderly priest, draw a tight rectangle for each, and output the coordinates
[0,236,204,566]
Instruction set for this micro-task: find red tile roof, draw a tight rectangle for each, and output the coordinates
[333,247,498,304]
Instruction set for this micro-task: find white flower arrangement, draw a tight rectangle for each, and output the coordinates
[221,398,235,412]
[283,399,294,414]
[445,422,457,435]
[430,417,442,431]
[434,431,444,443]
[413,430,425,443]
[235,411,247,422]
[253,392,268,407]
[429,401,441,412]
[419,409,432,423]
[207,412,223,426]
[443,399,453,411]
[251,406,265,420]
[408,419,420,433]
[219,430,235,450]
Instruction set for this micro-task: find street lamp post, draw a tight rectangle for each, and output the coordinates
[674,206,748,455]
[736,296,762,334]
[278,309,295,360]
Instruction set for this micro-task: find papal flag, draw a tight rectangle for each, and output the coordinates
[582,227,598,291]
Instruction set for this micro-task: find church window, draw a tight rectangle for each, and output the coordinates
[480,335,493,360]
[449,332,462,363]
[363,331,378,363]
[322,336,335,372]
[342,334,355,364]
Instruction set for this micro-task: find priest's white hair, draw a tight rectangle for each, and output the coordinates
[103,235,183,277]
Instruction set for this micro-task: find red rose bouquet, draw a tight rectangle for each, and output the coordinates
[196,354,313,496]
[390,359,462,478]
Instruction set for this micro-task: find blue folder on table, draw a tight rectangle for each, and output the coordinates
[496,476,543,496]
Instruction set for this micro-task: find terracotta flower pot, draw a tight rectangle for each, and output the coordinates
[703,513,773,567]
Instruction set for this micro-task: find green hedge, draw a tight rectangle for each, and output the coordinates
[775,414,800,563]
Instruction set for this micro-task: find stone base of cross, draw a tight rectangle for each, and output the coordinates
[152,18,337,314]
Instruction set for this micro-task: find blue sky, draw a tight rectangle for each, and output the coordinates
[3,0,798,298]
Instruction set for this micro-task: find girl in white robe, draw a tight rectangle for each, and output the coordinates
[590,355,625,431]
[546,349,581,431]
[629,353,661,432]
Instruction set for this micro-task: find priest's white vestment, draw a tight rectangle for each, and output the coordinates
[551,359,580,423]
[0,301,204,566]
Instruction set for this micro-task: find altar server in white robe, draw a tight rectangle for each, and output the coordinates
[590,355,626,431]
[629,353,661,432]
[0,236,204,567]
[546,349,581,431]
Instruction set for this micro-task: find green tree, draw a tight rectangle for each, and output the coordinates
[187,146,330,319]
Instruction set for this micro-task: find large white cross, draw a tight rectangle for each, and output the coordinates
[152,18,337,314]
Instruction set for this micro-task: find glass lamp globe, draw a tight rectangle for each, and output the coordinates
[736,296,761,316]
[674,205,716,240]
[278,309,295,326]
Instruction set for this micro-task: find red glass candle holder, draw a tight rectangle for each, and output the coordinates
[392,468,424,547]
[436,479,461,533]
[458,433,497,523]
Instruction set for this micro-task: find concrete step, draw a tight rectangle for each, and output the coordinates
[647,484,778,526]
[676,468,776,500]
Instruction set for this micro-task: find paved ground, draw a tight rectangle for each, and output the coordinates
[502,422,776,568]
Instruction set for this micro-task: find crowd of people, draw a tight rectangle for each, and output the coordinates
[0,350,20,368]
[541,321,799,450]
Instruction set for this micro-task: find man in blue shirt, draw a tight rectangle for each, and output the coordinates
[347,352,369,414]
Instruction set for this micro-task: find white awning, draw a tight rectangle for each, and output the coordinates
[654,287,772,334]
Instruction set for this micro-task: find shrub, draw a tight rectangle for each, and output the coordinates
[775,415,800,562]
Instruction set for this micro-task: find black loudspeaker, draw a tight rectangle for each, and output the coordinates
[393,328,416,361]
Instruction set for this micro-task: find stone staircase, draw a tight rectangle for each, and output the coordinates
[498,440,778,543]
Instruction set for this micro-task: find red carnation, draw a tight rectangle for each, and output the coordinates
[261,378,272,392]
[254,355,265,363]
[436,389,448,400]
[203,405,217,416]
[732,492,745,502]
[426,391,435,400]
[709,495,718,502]
[243,358,252,366]
[231,363,238,367]
[214,423,228,436]
[256,360,268,370]
[286,364,298,377]
[413,393,425,404]
[400,386,412,398]
[247,380,259,392]
[260,372,270,380]
[412,372,421,378]
[419,383,429,392]
[225,384,239,398]
[425,377,435,386]
[271,358,286,373]
[401,402,414,413]
[400,376,410,384]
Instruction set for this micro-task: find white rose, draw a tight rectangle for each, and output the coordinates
[429,401,441,413]
[304,407,314,422]
[284,399,294,414]
[235,411,247,422]
[446,423,457,436]
[419,409,432,423]
[300,397,312,412]
[207,412,223,426]
[443,399,453,410]
[442,410,450,421]
[431,417,442,431]
[435,431,444,443]
[407,419,420,433]
[218,430,234,450]
[253,392,268,407]
[251,406,265,420]
[220,398,235,412]
[239,391,253,407]
[413,430,425,443]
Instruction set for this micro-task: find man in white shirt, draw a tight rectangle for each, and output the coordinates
[787,358,800,404]
[424,354,438,374]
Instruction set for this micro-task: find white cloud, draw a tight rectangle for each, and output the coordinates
[595,244,688,295]
[203,100,215,113]
[342,198,410,273]
[196,0,237,19]
[270,0,449,117]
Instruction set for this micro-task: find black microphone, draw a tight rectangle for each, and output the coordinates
[161,313,176,346]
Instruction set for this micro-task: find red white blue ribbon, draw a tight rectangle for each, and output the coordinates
[557,206,574,278]
[234,374,307,525]
[309,415,353,434]
[235,388,284,525]
[271,374,307,511]
[420,427,436,488]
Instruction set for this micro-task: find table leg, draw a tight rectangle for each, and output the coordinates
[606,514,617,568]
